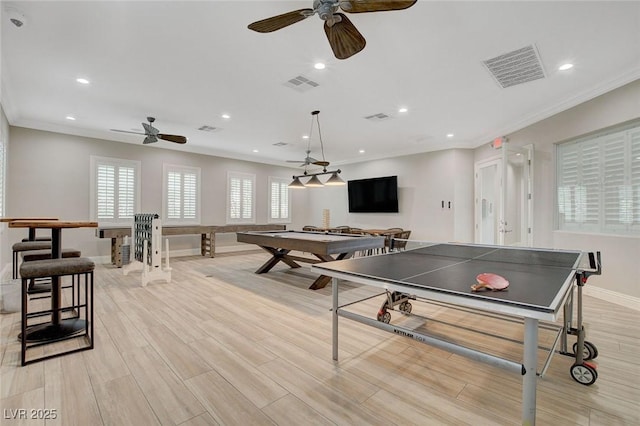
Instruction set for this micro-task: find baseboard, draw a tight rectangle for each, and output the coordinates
[584,285,640,312]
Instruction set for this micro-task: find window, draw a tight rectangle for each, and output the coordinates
[90,156,141,224]
[163,164,200,224]
[268,177,291,223]
[556,121,640,235]
[227,171,255,224]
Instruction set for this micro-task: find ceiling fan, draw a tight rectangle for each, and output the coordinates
[286,149,330,167]
[248,0,417,59]
[111,117,187,144]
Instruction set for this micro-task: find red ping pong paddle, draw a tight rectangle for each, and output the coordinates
[471,273,510,292]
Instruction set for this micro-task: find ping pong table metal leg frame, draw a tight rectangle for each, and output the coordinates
[559,252,601,386]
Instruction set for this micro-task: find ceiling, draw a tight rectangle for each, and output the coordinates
[2,1,639,169]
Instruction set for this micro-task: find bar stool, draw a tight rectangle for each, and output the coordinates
[22,248,82,299]
[20,257,94,366]
[12,241,52,279]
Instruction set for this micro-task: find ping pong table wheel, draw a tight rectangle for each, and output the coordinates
[399,301,412,313]
[573,341,598,361]
[570,362,598,386]
[377,310,391,323]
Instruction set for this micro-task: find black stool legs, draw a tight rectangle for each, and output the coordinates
[21,268,94,366]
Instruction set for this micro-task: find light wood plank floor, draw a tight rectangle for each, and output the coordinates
[1,251,639,425]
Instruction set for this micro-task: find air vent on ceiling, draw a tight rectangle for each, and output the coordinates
[284,75,320,93]
[483,44,546,89]
[364,113,391,122]
[272,142,288,147]
[198,125,220,132]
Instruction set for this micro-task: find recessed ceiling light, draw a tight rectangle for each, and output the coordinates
[76,77,90,84]
[558,63,574,71]
[252,149,259,153]
[65,116,76,121]
[359,149,365,154]
[302,135,309,139]
[446,133,454,138]
[221,114,230,119]
[314,62,326,70]
[398,107,408,113]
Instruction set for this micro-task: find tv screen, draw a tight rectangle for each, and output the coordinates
[348,175,399,213]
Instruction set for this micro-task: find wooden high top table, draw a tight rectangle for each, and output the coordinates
[1,217,58,240]
[9,220,97,340]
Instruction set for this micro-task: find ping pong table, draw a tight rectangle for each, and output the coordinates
[311,242,601,426]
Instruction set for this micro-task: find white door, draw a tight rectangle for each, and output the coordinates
[475,159,501,244]
[500,144,533,246]
[475,144,533,246]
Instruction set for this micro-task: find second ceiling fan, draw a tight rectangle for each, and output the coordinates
[248,0,417,59]
[111,117,187,145]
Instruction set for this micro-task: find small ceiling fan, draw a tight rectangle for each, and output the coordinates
[248,0,417,59]
[286,149,330,167]
[111,117,187,144]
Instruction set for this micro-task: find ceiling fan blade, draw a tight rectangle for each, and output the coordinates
[143,135,158,144]
[158,134,188,144]
[110,129,145,135]
[340,0,417,13]
[248,9,314,33]
[313,161,330,167]
[324,14,366,60]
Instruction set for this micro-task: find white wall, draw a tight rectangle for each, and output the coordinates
[303,149,475,243]
[2,127,311,267]
[474,79,640,300]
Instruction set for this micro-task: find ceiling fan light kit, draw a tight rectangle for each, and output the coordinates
[248,0,417,59]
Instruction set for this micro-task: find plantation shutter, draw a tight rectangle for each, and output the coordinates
[557,122,640,235]
[183,172,197,220]
[91,157,140,224]
[242,178,252,219]
[229,177,241,219]
[118,166,135,219]
[629,129,640,233]
[268,179,290,221]
[167,171,182,219]
[270,181,280,219]
[602,132,627,231]
[97,164,116,219]
[163,165,200,223]
[227,172,255,223]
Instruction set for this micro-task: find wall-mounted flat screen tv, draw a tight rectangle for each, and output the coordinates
[348,175,399,213]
